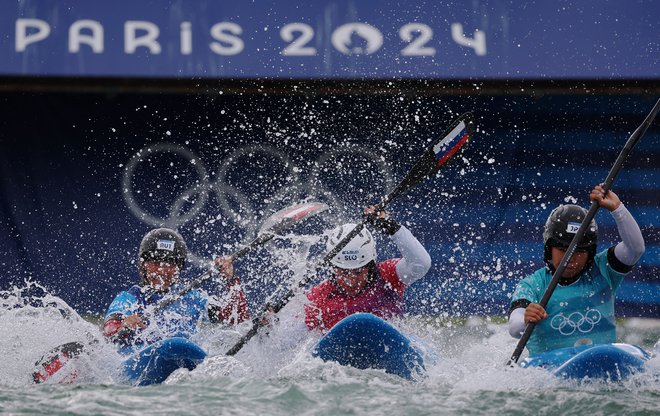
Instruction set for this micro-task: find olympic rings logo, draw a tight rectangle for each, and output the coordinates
[550,309,602,336]
[121,142,394,263]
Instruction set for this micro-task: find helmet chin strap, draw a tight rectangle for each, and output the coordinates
[362,261,377,290]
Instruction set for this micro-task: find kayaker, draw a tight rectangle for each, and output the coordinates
[508,184,645,356]
[102,227,250,353]
[304,206,432,332]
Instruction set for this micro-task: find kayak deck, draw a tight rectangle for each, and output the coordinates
[312,313,427,380]
[522,343,650,381]
[123,337,207,386]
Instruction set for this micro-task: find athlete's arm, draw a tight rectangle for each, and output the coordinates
[207,278,250,324]
[102,290,145,343]
[103,313,146,344]
[611,204,645,267]
[590,185,645,268]
[207,255,250,324]
[392,225,432,286]
[508,308,526,338]
[507,299,547,338]
[363,206,431,285]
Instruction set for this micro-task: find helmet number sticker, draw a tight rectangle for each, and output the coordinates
[156,239,175,251]
[342,250,359,261]
[566,222,580,234]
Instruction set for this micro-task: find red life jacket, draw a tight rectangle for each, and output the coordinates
[304,259,405,332]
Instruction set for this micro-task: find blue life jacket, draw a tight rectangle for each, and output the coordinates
[105,284,209,354]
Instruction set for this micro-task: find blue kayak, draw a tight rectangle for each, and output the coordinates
[521,343,650,381]
[122,337,207,386]
[312,313,429,380]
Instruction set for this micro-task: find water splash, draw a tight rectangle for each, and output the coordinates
[0,280,118,387]
[2,271,658,393]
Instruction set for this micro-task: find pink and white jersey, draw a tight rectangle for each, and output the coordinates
[305,259,406,332]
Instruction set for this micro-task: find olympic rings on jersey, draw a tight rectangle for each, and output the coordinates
[550,309,602,336]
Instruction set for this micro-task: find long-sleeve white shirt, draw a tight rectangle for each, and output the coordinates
[391,225,432,286]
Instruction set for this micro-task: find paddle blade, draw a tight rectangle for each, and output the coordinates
[432,112,475,168]
[230,201,329,261]
[32,341,84,384]
[386,112,475,203]
[259,201,329,235]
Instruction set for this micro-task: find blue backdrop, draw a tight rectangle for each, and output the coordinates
[1,0,658,79]
[1,92,658,317]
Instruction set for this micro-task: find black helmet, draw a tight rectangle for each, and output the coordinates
[138,228,188,278]
[543,204,598,269]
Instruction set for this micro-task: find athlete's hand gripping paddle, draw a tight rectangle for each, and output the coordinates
[507,98,660,366]
[151,202,328,315]
[31,201,328,384]
[317,112,476,268]
[225,111,476,356]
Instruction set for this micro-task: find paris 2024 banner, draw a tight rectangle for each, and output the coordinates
[1,0,658,79]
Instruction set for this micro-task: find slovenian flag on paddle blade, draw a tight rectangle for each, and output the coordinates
[433,112,474,168]
[365,112,475,206]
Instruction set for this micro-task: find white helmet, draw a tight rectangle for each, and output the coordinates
[327,223,377,269]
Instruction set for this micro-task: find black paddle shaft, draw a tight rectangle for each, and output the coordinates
[226,196,394,356]
[152,232,276,315]
[153,204,328,315]
[508,98,660,365]
[226,112,475,356]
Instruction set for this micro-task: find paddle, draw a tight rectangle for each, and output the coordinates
[32,341,85,384]
[226,111,476,356]
[151,201,329,315]
[31,201,328,384]
[507,98,660,366]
